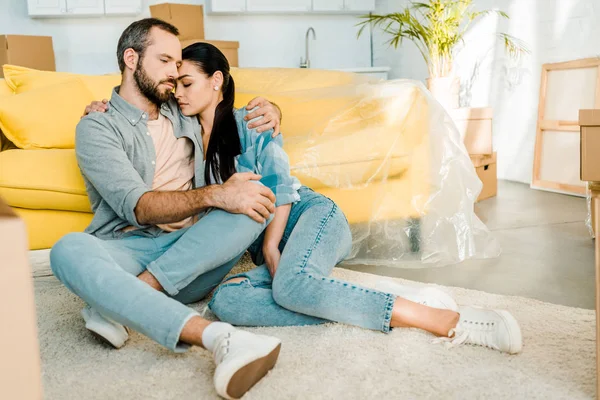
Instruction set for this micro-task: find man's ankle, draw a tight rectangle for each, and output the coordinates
[138,270,164,291]
[180,316,213,348]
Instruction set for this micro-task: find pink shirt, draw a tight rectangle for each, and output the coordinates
[147,114,196,232]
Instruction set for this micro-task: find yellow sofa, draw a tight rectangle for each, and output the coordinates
[0,65,430,250]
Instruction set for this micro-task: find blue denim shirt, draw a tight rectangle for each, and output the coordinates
[232,107,301,207]
[75,87,299,240]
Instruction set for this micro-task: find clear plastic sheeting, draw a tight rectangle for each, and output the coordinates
[233,69,501,267]
[586,182,596,239]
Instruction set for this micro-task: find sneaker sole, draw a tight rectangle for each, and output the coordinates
[81,307,128,349]
[89,330,123,349]
[497,310,523,354]
[226,343,281,399]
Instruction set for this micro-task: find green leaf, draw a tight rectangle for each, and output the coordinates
[357,0,528,75]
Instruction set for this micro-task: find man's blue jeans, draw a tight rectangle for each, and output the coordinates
[50,209,268,352]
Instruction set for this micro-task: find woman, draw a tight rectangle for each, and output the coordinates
[175,42,522,354]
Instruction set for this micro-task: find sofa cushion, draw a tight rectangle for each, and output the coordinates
[287,135,410,190]
[3,65,120,99]
[234,80,417,140]
[0,78,94,149]
[5,66,359,99]
[0,79,15,151]
[235,84,417,188]
[230,67,365,93]
[235,90,360,139]
[80,74,122,100]
[0,139,409,212]
[0,78,13,97]
[290,152,410,190]
[12,208,93,250]
[0,149,91,212]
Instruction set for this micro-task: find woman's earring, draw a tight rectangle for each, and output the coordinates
[214,86,219,91]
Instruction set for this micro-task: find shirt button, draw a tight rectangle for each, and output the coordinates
[142,113,147,118]
[151,161,155,165]
[131,119,135,123]
[146,132,150,136]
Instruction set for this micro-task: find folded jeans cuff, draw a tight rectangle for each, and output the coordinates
[146,261,180,296]
[170,310,201,353]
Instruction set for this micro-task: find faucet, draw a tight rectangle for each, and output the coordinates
[300,27,316,68]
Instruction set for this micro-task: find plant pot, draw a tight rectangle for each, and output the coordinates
[426,76,460,110]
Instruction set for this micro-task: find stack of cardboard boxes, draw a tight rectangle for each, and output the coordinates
[450,107,498,202]
[150,3,239,67]
[0,3,239,79]
[0,34,56,78]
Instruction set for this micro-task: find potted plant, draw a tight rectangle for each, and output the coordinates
[357,0,529,109]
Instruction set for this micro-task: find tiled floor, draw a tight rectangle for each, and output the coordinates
[345,180,595,309]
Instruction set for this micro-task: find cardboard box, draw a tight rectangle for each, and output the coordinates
[180,39,240,67]
[0,35,55,78]
[450,107,493,155]
[0,197,43,399]
[580,109,600,182]
[150,3,204,41]
[471,152,497,202]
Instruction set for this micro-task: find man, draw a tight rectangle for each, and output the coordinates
[50,18,284,400]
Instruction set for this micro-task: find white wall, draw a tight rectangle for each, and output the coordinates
[0,0,372,74]
[374,0,600,184]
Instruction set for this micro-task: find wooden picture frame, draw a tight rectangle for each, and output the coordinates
[532,58,600,196]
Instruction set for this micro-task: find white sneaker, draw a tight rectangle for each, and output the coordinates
[376,280,458,312]
[433,306,523,354]
[213,330,282,399]
[81,306,129,349]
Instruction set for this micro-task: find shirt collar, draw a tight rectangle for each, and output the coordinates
[109,86,168,126]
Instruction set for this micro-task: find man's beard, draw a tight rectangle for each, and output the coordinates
[133,62,174,105]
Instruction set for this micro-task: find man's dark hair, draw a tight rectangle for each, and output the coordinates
[117,18,179,73]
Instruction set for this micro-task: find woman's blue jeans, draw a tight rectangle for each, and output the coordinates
[208,187,396,333]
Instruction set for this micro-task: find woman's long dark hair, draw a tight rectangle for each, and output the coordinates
[182,42,241,185]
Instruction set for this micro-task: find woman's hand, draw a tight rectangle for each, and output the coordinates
[263,243,281,278]
[81,99,109,118]
[245,97,282,137]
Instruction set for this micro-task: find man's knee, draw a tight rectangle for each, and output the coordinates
[239,211,273,233]
[195,209,272,238]
[50,232,92,278]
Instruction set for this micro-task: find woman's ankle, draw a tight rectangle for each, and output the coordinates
[434,310,460,337]
[390,297,459,336]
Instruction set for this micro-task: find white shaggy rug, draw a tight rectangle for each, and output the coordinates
[30,251,596,399]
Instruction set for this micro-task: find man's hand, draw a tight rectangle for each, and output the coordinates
[82,99,109,118]
[245,97,282,137]
[263,244,281,278]
[216,172,276,223]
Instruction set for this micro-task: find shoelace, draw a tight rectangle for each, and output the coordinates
[432,320,498,350]
[214,332,233,364]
